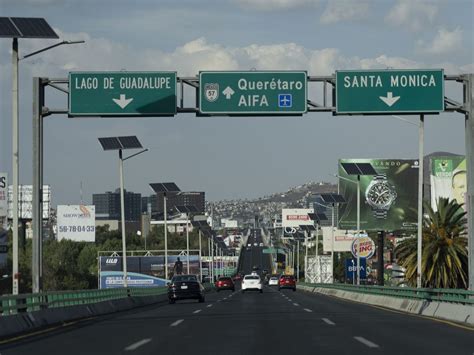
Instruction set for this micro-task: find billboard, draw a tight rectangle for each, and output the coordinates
[338,159,418,232]
[430,156,466,211]
[322,227,364,252]
[7,185,51,220]
[345,258,367,281]
[57,205,96,242]
[0,174,7,217]
[99,255,200,287]
[281,208,314,228]
[351,236,376,259]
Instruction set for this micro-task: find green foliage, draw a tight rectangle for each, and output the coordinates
[395,197,468,289]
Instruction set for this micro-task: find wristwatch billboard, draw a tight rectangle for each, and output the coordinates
[365,174,397,219]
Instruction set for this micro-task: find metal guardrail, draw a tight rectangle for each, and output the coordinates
[299,283,474,305]
[0,287,168,316]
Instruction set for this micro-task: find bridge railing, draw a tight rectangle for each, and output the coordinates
[299,282,474,305]
[0,287,168,316]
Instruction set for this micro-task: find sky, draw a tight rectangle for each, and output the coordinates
[0,0,472,205]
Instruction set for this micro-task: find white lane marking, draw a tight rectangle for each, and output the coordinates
[293,303,299,306]
[322,318,335,326]
[354,336,379,348]
[223,298,228,300]
[287,299,292,302]
[193,309,201,314]
[304,308,312,313]
[124,338,151,351]
[207,304,213,308]
[217,300,221,302]
[170,319,184,327]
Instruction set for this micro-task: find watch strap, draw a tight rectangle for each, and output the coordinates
[373,209,388,219]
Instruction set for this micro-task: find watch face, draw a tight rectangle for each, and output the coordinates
[366,182,395,208]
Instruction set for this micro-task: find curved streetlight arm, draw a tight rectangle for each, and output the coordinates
[332,173,357,184]
[21,40,85,60]
[123,149,148,161]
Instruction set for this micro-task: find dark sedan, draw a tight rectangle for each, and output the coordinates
[168,275,205,304]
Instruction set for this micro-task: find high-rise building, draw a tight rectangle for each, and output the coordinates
[151,191,205,219]
[93,188,142,221]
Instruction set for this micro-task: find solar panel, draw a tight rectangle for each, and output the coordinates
[98,137,121,150]
[317,213,328,221]
[319,193,336,203]
[118,136,142,149]
[175,205,189,213]
[305,225,316,231]
[332,194,346,203]
[186,205,199,213]
[307,213,318,221]
[163,182,180,192]
[0,18,21,37]
[341,162,362,175]
[356,163,377,175]
[10,17,58,38]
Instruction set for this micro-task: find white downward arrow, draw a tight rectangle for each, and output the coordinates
[112,94,134,109]
[222,86,235,99]
[379,92,400,107]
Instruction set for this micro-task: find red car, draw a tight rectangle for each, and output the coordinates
[278,275,296,291]
[215,277,235,292]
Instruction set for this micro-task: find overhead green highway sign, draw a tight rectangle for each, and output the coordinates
[335,69,444,114]
[69,71,177,116]
[199,71,307,115]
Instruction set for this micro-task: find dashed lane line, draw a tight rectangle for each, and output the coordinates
[304,308,312,313]
[293,303,299,306]
[124,338,152,351]
[322,318,335,326]
[354,336,379,348]
[193,310,202,314]
[170,319,184,327]
[207,304,213,308]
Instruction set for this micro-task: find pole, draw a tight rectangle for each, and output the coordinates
[465,74,474,291]
[296,239,300,281]
[377,231,384,286]
[198,229,202,281]
[164,194,168,280]
[32,77,41,294]
[119,150,128,288]
[331,205,335,283]
[12,38,19,295]
[211,241,215,281]
[186,214,190,274]
[304,230,308,280]
[356,175,361,286]
[417,114,424,288]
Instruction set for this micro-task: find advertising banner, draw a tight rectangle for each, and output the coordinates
[0,174,7,217]
[8,185,51,219]
[350,236,376,259]
[338,159,418,232]
[57,205,96,242]
[99,255,200,288]
[430,156,466,211]
[345,258,367,281]
[281,208,314,228]
[322,227,364,252]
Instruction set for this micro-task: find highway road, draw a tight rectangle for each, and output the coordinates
[240,229,272,276]
[1,286,472,354]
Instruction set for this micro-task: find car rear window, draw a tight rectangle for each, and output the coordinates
[244,275,260,280]
[172,275,198,282]
[270,277,278,280]
[218,277,232,281]
[281,275,294,280]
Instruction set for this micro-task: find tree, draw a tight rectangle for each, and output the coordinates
[395,198,468,289]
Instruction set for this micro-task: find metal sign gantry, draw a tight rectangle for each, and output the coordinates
[31,72,473,292]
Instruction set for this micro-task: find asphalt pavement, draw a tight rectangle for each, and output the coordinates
[1,285,473,355]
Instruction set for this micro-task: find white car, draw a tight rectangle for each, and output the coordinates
[241,274,263,293]
[253,243,258,246]
[268,276,279,286]
[259,242,263,247]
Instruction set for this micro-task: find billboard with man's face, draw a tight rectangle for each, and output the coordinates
[430,156,467,211]
[338,159,418,232]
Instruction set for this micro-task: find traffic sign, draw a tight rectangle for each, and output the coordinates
[336,69,444,114]
[199,71,307,115]
[69,71,177,116]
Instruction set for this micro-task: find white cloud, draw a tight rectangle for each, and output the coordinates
[416,27,463,55]
[235,0,319,11]
[320,0,371,24]
[385,0,438,32]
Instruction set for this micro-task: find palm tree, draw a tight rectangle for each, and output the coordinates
[395,197,468,289]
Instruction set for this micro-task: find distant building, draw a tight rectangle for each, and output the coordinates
[151,191,205,219]
[93,188,141,221]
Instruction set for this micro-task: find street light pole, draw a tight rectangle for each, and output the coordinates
[164,194,168,279]
[12,37,19,295]
[119,149,127,288]
[186,213,190,274]
[356,175,361,286]
[417,115,424,288]
[198,229,202,281]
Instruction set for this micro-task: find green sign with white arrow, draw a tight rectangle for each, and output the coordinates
[199,71,307,115]
[69,71,177,116]
[335,69,444,114]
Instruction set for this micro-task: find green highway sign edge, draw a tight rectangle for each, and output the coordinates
[335,68,445,114]
[199,71,308,115]
[68,71,178,116]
